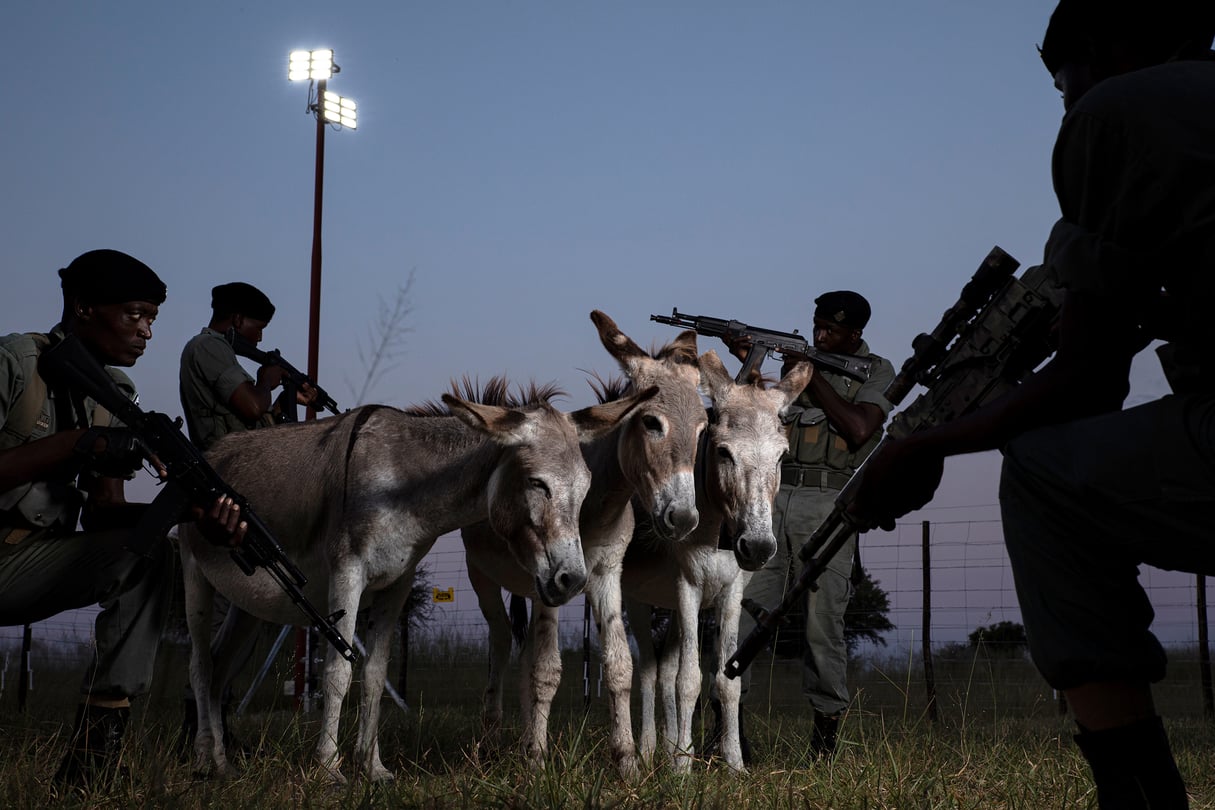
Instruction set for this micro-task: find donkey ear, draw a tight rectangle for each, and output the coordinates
[442,394,531,443]
[590,310,648,367]
[569,385,658,442]
[697,350,734,404]
[770,361,812,414]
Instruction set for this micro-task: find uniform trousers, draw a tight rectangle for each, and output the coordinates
[737,482,857,716]
[1000,394,1215,689]
[0,526,175,699]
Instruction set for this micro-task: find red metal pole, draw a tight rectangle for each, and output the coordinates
[296,79,326,711]
[306,77,326,422]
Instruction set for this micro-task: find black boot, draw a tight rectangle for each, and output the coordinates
[810,710,840,760]
[1073,716,1189,810]
[53,703,130,788]
[221,701,253,759]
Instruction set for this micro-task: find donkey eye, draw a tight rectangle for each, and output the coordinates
[716,446,734,463]
[528,477,552,498]
[641,415,663,434]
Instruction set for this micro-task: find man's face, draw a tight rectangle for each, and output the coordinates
[231,314,270,345]
[812,316,862,354]
[75,300,159,367]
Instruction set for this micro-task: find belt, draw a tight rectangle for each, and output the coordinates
[780,464,852,491]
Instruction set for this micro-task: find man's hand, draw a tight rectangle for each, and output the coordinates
[73,427,159,480]
[296,382,320,407]
[721,334,753,364]
[191,495,249,548]
[256,363,288,390]
[848,437,944,531]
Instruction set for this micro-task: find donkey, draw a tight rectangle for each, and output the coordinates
[462,310,706,777]
[623,350,811,772]
[178,383,655,783]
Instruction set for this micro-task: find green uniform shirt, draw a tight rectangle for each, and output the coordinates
[0,325,136,530]
[783,339,895,476]
[179,327,256,452]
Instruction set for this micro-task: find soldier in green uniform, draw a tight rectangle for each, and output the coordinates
[0,250,247,788]
[852,2,1215,806]
[180,281,299,450]
[177,281,314,752]
[725,290,895,760]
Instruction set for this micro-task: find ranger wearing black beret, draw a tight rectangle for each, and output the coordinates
[0,250,246,787]
[178,280,317,751]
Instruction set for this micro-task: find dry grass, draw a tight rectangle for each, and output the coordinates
[2,637,1212,809]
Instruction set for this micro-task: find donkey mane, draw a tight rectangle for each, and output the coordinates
[403,375,566,416]
[651,337,698,368]
[586,371,630,405]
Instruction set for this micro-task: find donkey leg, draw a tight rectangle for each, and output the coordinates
[714,581,748,772]
[209,605,261,756]
[180,537,231,777]
[586,565,639,780]
[355,577,412,782]
[673,586,703,773]
[314,565,365,784]
[655,611,681,762]
[520,602,561,765]
[625,599,659,765]
[468,563,513,736]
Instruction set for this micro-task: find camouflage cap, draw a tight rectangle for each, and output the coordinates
[814,290,871,330]
[58,249,167,305]
[211,282,275,322]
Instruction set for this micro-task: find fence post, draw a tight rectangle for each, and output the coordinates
[18,623,32,713]
[1198,574,1213,718]
[293,628,307,711]
[398,610,410,700]
[582,598,592,709]
[921,520,938,724]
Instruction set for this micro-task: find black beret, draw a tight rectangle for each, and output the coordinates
[1039,0,1215,77]
[814,290,871,330]
[58,249,167,305]
[211,282,276,322]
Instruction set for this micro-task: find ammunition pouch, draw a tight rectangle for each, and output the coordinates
[0,481,83,534]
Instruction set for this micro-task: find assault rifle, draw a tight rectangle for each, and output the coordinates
[224,328,341,419]
[40,335,357,663]
[724,246,1065,679]
[650,309,873,383]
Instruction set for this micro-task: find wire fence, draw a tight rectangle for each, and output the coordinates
[2,511,1212,725]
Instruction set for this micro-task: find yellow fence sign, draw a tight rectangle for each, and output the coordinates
[432,587,454,603]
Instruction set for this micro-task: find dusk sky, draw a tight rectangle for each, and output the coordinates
[1,2,1194,649]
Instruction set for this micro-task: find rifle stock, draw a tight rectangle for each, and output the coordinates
[725,246,1064,680]
[40,335,357,663]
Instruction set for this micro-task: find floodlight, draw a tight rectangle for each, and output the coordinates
[322,91,358,129]
[288,48,334,82]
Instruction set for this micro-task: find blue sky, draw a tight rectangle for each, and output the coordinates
[1,2,1194,646]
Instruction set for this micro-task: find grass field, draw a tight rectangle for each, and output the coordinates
[2,635,1213,809]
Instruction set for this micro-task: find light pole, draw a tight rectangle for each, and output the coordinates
[288,49,357,421]
[287,49,356,711]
